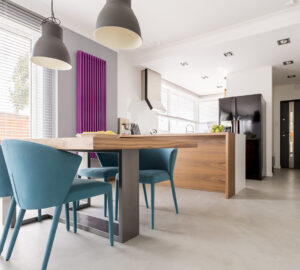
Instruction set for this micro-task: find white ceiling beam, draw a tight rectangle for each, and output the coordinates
[130,6,300,65]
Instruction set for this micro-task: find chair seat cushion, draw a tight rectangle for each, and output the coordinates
[139,170,171,183]
[116,170,171,184]
[64,179,111,203]
[78,167,118,179]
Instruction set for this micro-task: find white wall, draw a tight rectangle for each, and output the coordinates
[118,53,158,134]
[57,27,118,137]
[227,66,273,177]
[273,83,300,168]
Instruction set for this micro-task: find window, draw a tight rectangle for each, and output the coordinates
[158,82,198,134]
[198,99,219,133]
[0,1,56,140]
[158,80,222,134]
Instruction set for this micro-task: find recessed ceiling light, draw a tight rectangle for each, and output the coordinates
[180,61,189,67]
[224,51,234,57]
[283,60,294,65]
[285,0,297,6]
[287,75,296,78]
[277,38,291,46]
[201,75,209,79]
[217,85,223,89]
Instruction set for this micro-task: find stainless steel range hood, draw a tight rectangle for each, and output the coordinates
[142,69,166,113]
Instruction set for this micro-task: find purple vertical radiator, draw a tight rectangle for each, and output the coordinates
[77,50,106,157]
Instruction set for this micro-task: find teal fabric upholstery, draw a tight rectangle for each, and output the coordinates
[79,167,118,178]
[65,179,112,203]
[2,140,114,270]
[2,140,81,210]
[139,170,171,183]
[139,148,178,173]
[115,148,178,229]
[0,147,12,197]
[0,146,42,254]
[116,170,171,184]
[78,152,119,218]
[97,152,118,167]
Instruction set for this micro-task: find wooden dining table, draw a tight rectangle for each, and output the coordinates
[0,135,196,243]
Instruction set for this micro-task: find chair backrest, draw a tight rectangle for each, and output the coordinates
[2,140,82,210]
[139,148,178,176]
[0,146,13,198]
[96,152,118,167]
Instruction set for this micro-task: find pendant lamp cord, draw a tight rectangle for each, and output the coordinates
[41,0,61,25]
[51,0,55,18]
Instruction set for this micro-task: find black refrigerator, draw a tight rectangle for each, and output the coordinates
[219,94,265,180]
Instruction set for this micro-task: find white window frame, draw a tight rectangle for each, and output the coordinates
[158,80,223,133]
[0,16,57,139]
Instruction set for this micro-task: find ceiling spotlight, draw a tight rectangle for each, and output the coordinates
[224,51,234,57]
[201,75,208,79]
[277,38,291,46]
[180,61,189,67]
[283,60,294,65]
[217,85,223,89]
[287,75,296,78]
[285,0,297,6]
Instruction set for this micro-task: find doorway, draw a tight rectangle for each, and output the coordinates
[280,100,300,168]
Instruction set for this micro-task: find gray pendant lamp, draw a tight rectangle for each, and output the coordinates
[31,0,71,70]
[94,0,142,50]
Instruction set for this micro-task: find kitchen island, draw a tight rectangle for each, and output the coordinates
[124,133,245,198]
[171,133,245,198]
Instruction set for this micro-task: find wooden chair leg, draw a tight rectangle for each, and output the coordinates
[0,197,16,254]
[41,205,62,270]
[6,208,26,261]
[142,183,149,208]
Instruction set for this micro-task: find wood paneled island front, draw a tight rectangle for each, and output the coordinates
[171,133,245,199]
[123,133,245,199]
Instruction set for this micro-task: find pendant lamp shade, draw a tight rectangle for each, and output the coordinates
[94,0,142,50]
[31,21,72,70]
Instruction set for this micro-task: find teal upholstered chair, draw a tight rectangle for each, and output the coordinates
[78,152,118,217]
[2,140,113,270]
[115,148,178,229]
[0,146,43,254]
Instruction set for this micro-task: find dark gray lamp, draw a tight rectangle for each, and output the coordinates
[31,0,71,70]
[94,0,142,50]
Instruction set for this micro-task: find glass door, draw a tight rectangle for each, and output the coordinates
[289,102,294,168]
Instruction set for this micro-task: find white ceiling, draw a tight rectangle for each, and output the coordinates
[12,0,300,95]
[12,0,297,47]
[143,23,300,95]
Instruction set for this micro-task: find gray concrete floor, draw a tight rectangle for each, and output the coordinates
[1,169,300,270]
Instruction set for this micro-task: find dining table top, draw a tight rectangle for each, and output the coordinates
[0,134,197,151]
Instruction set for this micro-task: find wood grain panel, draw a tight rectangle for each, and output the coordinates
[1,133,237,198]
[158,134,236,198]
[0,136,196,151]
[225,133,235,198]
[160,136,227,193]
